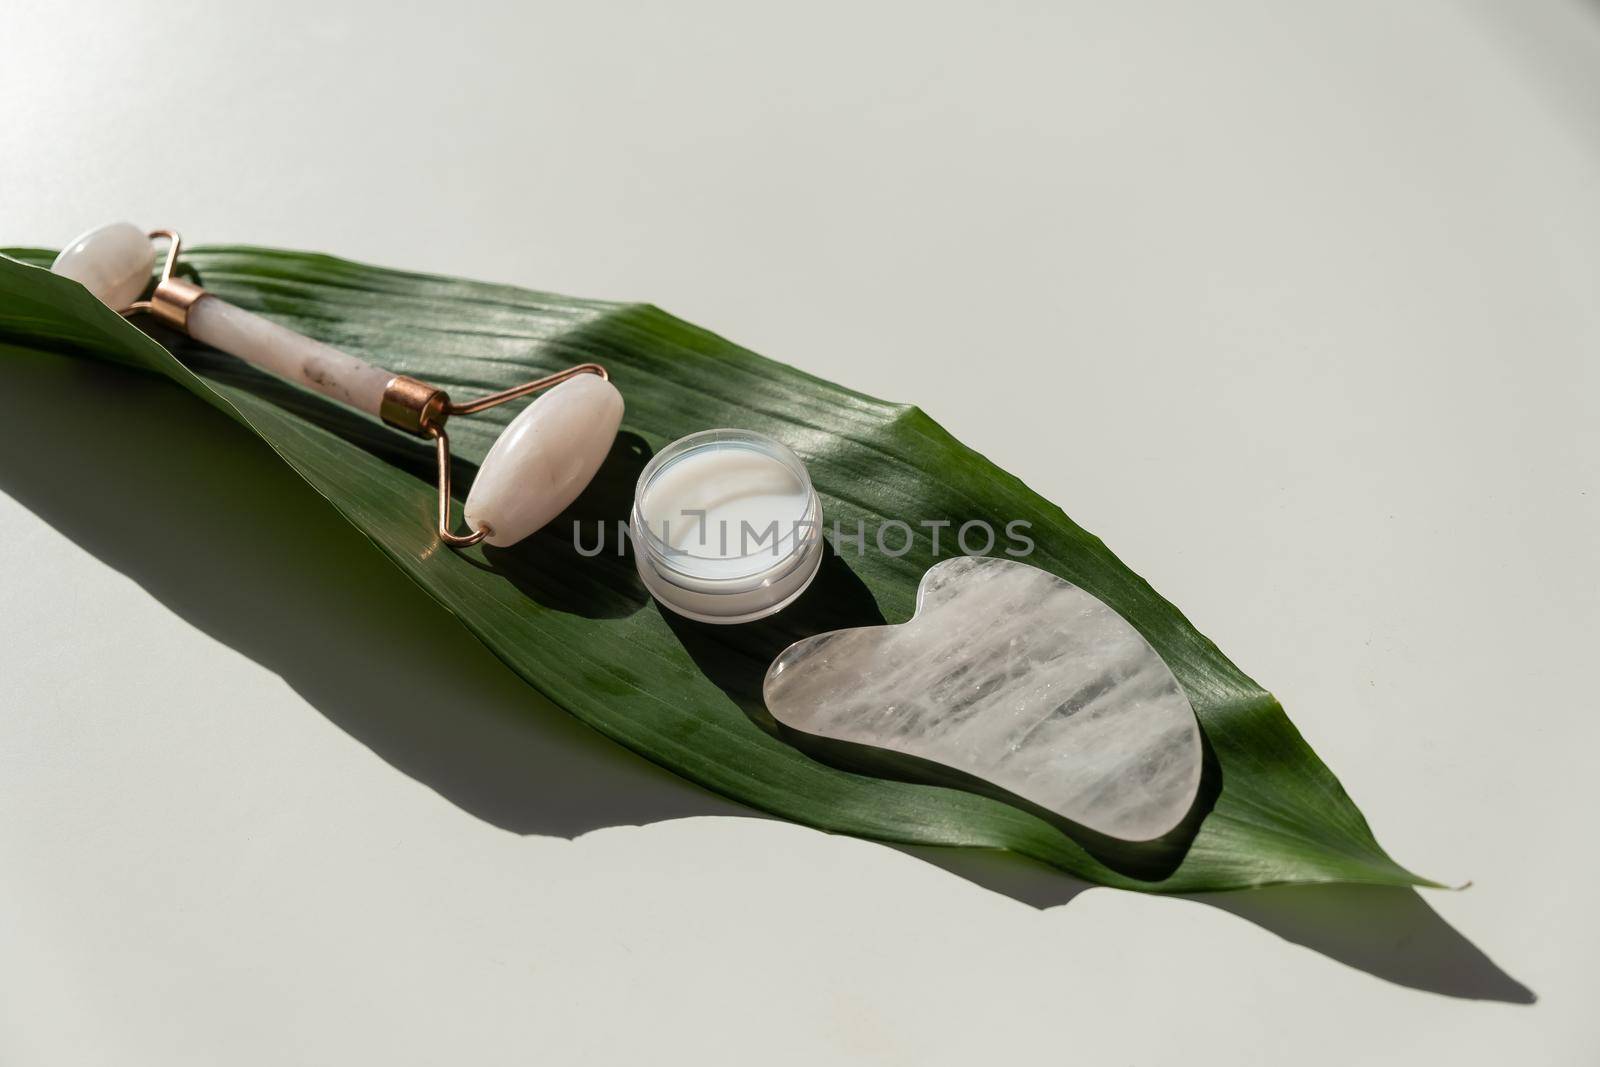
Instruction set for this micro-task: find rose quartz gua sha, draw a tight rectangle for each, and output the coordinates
[53,222,623,548]
[764,556,1204,841]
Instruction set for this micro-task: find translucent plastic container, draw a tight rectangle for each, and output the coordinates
[631,429,823,624]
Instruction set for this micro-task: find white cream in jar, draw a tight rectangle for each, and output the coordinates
[631,429,823,624]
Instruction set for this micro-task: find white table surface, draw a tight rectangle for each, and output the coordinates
[3,2,1597,1063]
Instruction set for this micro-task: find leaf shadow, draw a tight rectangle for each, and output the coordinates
[1195,883,1535,1004]
[0,347,1533,1005]
[894,847,1535,1003]
[0,349,741,836]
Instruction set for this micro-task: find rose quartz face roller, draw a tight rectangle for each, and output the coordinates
[52,222,624,548]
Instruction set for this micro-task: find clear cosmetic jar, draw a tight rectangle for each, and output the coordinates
[631,429,824,624]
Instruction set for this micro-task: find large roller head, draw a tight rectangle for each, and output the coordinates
[463,372,624,547]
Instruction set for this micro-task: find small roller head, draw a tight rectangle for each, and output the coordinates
[51,222,156,310]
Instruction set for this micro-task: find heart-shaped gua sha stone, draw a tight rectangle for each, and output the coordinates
[762,556,1203,841]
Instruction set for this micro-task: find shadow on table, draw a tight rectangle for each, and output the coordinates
[0,348,1533,1005]
[896,845,1534,1003]
[0,349,740,836]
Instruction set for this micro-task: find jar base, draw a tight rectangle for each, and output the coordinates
[634,531,825,625]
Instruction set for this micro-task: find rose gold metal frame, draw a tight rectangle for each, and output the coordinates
[120,229,205,330]
[412,363,610,548]
[118,229,609,550]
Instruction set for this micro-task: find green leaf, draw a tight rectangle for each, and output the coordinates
[0,246,1435,892]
